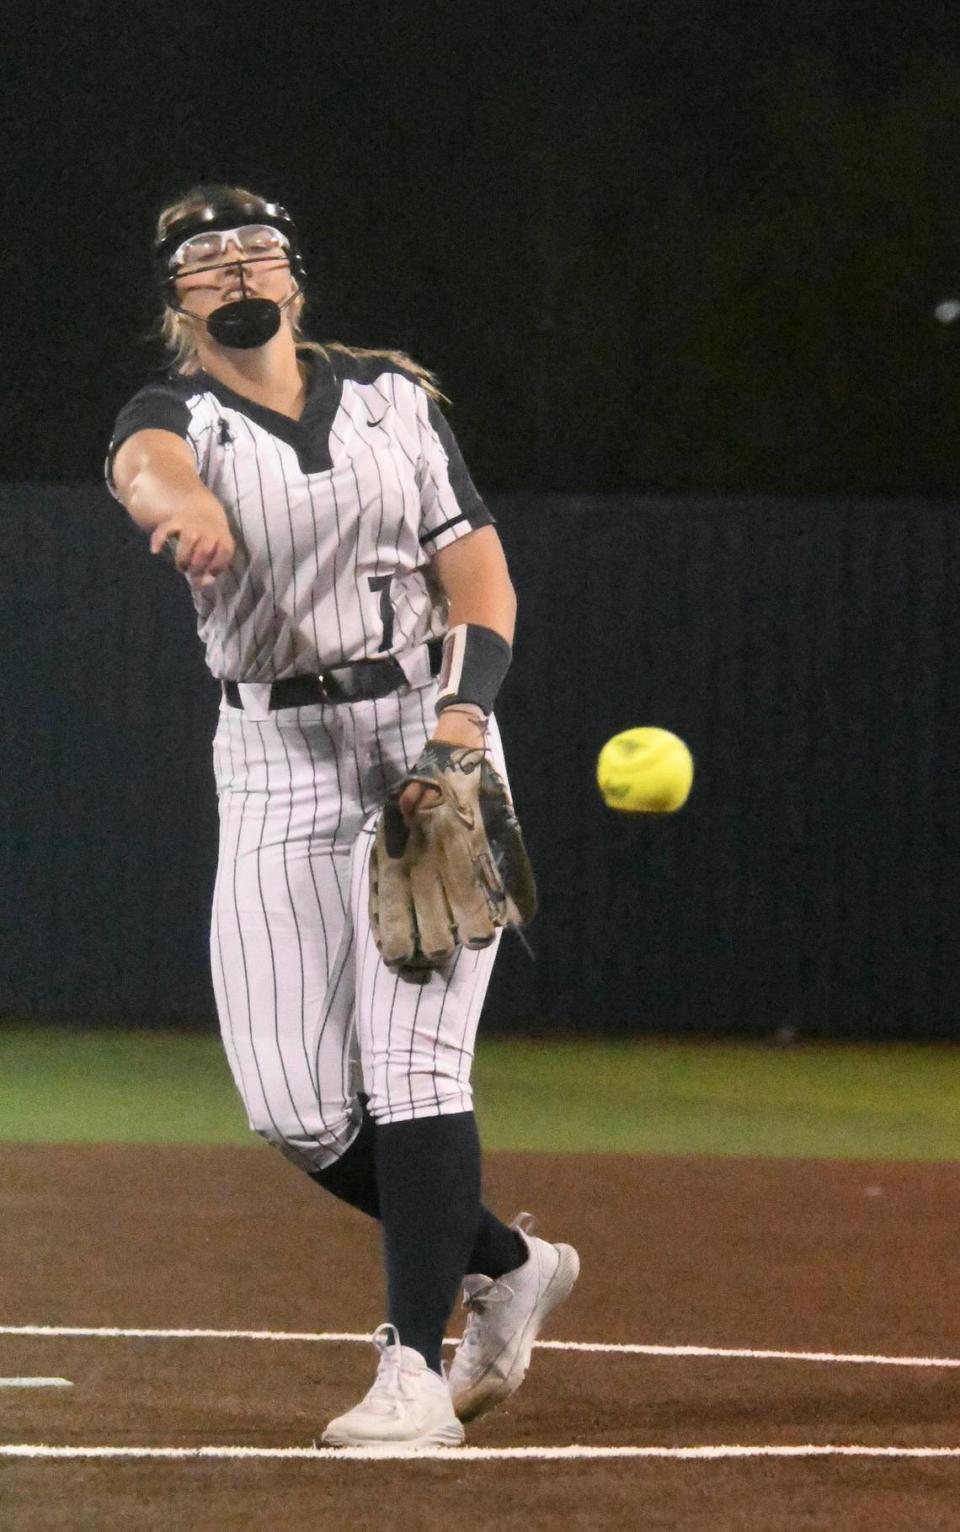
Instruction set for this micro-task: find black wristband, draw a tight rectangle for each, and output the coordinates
[435,623,512,716]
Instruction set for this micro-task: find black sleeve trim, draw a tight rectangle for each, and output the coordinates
[105,388,192,486]
[419,506,494,547]
[426,397,490,524]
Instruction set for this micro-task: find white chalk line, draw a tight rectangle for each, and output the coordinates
[2,1443,960,1463]
[1,1325,959,1371]
[0,1379,72,1390]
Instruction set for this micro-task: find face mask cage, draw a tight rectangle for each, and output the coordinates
[155,200,306,287]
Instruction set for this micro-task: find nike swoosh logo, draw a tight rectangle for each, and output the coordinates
[367,415,386,428]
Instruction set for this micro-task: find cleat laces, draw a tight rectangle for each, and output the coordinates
[361,1324,416,1419]
[458,1277,515,1357]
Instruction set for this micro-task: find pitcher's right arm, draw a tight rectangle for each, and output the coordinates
[112,429,235,587]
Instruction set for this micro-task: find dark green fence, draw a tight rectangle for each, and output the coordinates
[2,485,958,1037]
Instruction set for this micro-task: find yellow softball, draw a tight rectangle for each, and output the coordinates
[596,727,694,813]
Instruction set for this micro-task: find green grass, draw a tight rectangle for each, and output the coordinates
[1,1026,959,1160]
[0,1027,250,1145]
[474,1039,960,1160]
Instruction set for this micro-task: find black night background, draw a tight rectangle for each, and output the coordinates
[6,0,960,493]
[5,0,960,1038]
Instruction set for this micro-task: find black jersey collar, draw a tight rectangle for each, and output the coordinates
[191,351,340,473]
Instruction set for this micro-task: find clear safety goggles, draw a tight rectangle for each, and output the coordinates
[170,223,291,273]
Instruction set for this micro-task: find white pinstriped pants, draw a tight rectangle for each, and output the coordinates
[209,675,503,1173]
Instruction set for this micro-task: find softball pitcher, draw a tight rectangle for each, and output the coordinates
[106,184,578,1449]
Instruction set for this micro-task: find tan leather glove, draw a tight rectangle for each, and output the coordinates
[369,744,537,983]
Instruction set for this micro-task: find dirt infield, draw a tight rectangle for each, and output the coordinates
[1,1144,958,1530]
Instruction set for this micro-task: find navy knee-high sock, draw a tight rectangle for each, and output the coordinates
[308,1099,380,1217]
[310,1101,525,1282]
[471,1204,527,1281]
[374,1113,482,1374]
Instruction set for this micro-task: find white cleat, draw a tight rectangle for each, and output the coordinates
[322,1323,465,1451]
[448,1212,580,1423]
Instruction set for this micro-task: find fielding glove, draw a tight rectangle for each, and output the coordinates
[369,744,536,983]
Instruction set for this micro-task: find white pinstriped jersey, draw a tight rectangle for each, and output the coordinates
[105,348,493,681]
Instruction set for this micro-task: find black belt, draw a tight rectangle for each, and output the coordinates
[223,639,443,710]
